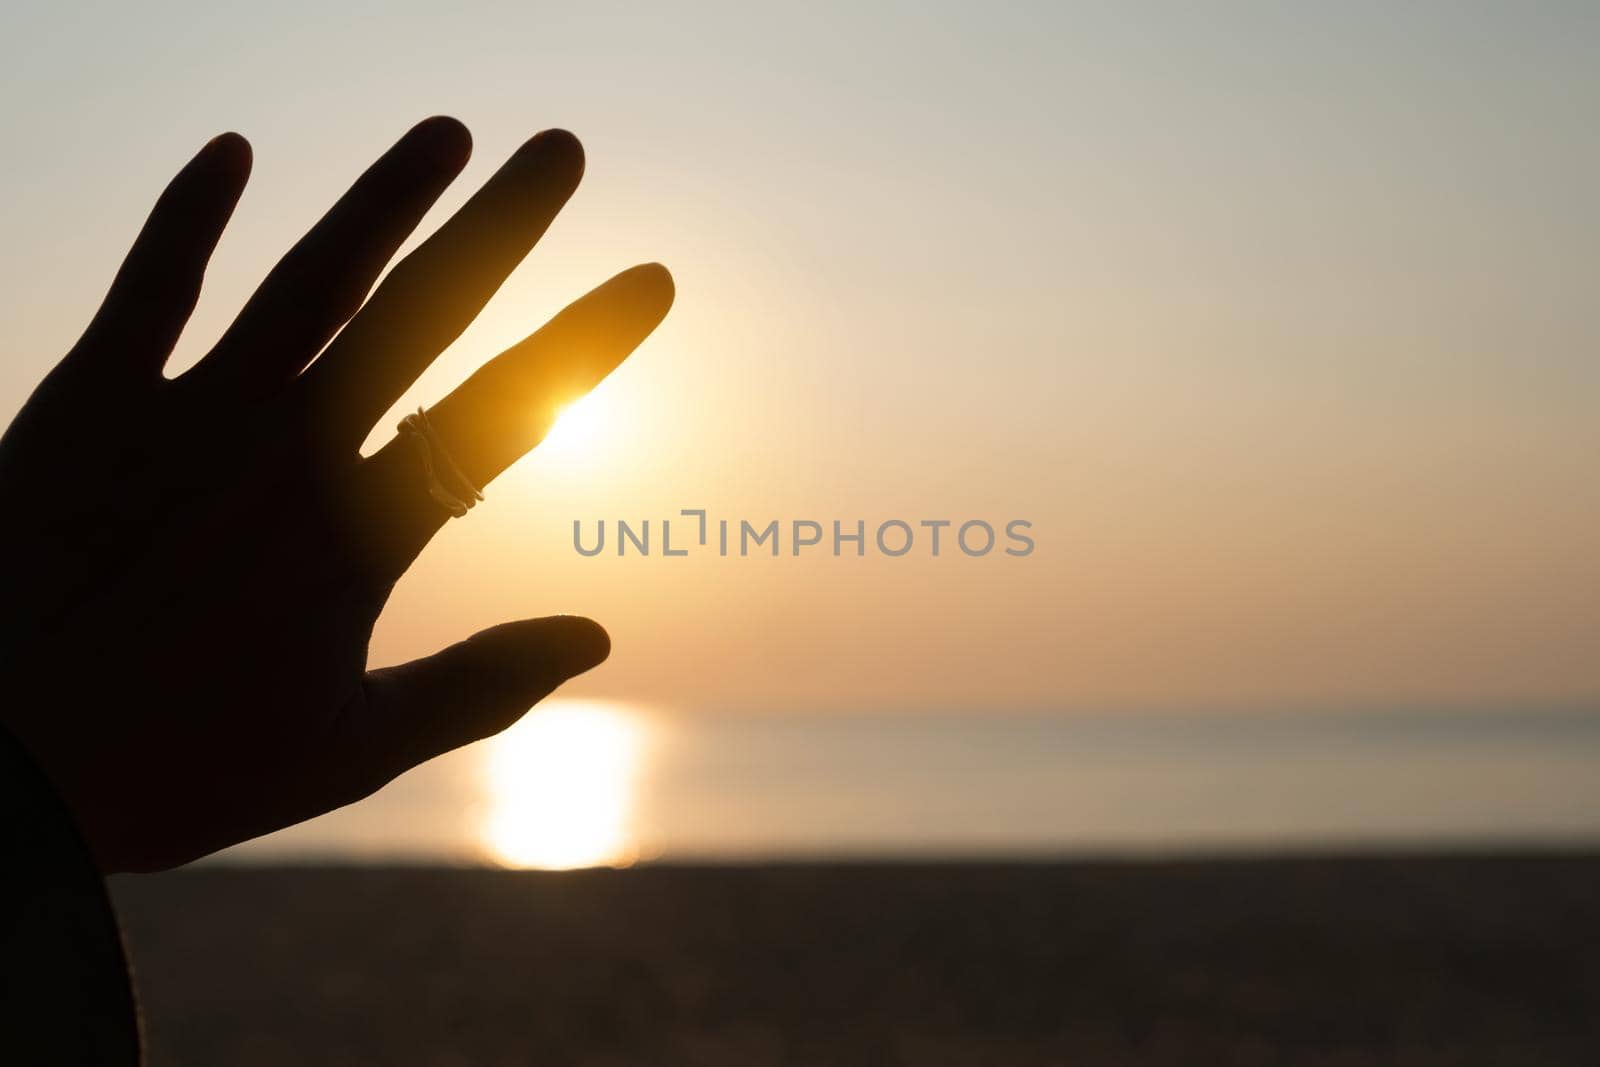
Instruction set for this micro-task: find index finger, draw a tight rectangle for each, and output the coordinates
[348,263,674,580]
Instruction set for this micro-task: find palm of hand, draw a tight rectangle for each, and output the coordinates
[0,119,672,872]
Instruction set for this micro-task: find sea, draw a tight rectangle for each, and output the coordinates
[219,704,1600,868]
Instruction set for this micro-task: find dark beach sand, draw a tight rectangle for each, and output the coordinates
[112,855,1600,1065]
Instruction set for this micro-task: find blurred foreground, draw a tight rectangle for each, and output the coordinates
[114,856,1600,1065]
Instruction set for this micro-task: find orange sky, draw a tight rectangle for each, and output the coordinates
[2,3,1596,716]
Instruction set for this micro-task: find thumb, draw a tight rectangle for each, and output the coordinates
[349,615,611,785]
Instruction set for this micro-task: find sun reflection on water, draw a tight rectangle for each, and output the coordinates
[481,700,648,870]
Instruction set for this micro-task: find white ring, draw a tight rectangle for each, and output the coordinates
[396,407,484,518]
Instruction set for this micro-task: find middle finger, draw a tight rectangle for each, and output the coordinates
[299,128,585,451]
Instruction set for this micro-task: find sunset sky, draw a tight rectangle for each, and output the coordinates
[3,2,1595,719]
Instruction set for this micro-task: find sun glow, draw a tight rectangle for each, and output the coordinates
[538,392,608,455]
[481,700,648,870]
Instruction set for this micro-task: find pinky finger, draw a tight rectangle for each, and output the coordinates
[72,133,252,378]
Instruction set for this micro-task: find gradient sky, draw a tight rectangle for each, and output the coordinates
[2,1,1595,716]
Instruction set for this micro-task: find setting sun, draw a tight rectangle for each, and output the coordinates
[537,392,607,456]
[481,700,648,870]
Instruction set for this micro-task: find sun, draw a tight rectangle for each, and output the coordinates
[481,700,648,870]
[538,392,607,455]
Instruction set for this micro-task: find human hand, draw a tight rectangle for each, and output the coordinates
[0,118,672,872]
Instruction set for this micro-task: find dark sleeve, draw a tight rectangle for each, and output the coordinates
[1,724,140,1064]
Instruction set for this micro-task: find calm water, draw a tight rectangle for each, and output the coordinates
[221,705,1600,867]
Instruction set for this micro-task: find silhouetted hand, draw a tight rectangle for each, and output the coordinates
[0,119,673,872]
